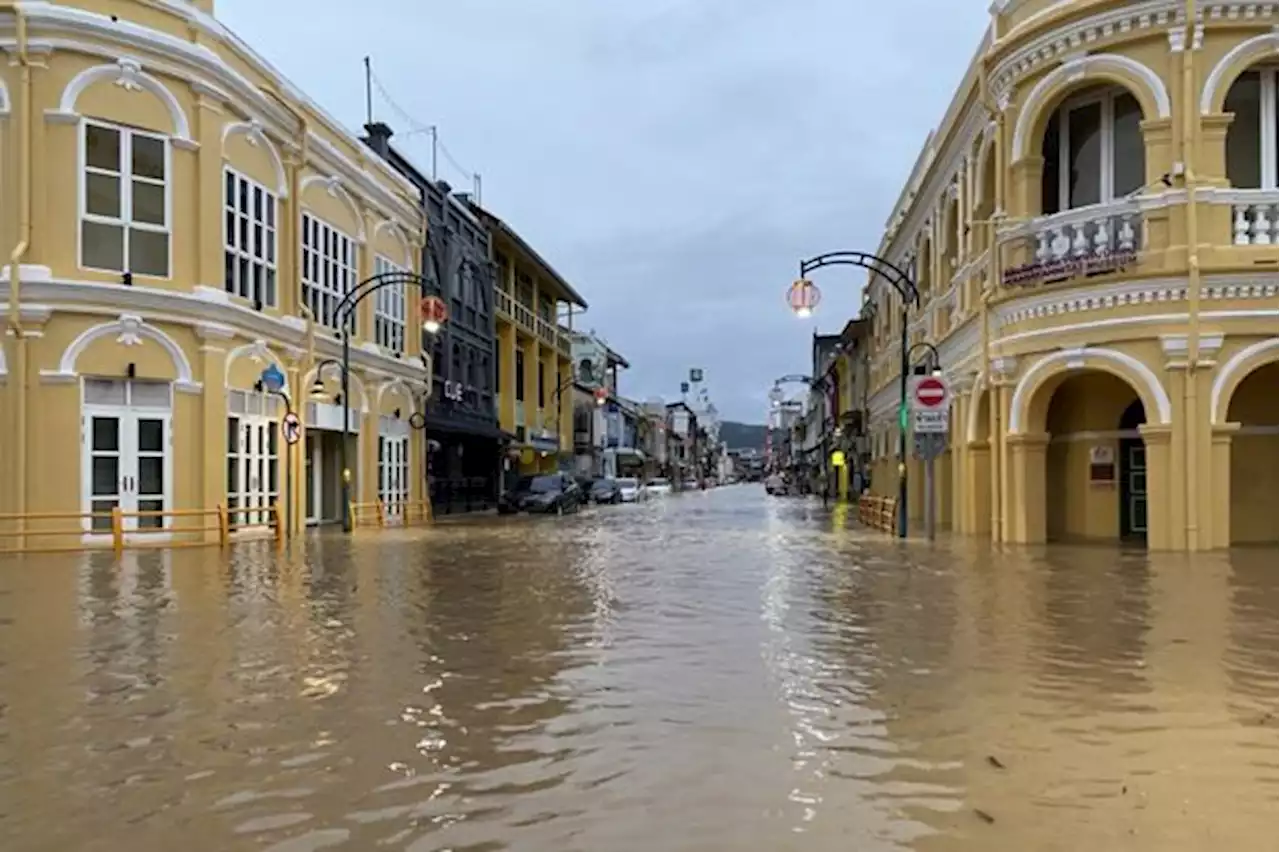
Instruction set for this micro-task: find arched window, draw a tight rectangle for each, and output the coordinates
[451,343,461,381]
[1040,86,1144,214]
[1225,66,1279,189]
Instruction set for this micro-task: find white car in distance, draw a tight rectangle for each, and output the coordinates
[617,477,645,503]
[644,478,673,497]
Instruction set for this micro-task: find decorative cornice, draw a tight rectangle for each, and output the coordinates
[0,275,429,385]
[0,6,422,226]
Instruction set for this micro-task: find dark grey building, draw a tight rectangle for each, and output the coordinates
[362,122,503,513]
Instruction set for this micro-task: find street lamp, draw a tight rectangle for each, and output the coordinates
[908,341,943,377]
[316,269,447,533]
[794,251,920,538]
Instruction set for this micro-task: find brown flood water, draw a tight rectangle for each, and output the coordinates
[0,485,1275,851]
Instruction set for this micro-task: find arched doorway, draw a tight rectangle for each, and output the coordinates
[1227,361,1278,544]
[1039,371,1146,544]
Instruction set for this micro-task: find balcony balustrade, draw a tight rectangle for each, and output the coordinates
[1001,200,1143,287]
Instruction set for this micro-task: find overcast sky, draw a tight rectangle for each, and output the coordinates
[219,0,987,423]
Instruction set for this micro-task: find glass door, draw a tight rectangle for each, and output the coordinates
[1126,443,1147,536]
[227,416,278,529]
[82,410,171,533]
[379,433,409,523]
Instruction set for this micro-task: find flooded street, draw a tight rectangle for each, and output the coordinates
[0,485,1275,851]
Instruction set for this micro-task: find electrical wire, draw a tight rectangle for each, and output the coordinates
[368,68,480,189]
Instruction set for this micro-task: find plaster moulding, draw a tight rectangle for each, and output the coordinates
[221,117,289,197]
[48,56,199,150]
[5,3,420,224]
[12,277,428,387]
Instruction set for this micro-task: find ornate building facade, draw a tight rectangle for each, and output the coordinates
[864,0,1278,550]
[0,0,433,543]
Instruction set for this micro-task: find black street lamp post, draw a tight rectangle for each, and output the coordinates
[319,269,445,533]
[797,252,920,538]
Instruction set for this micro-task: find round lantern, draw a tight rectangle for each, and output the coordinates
[787,278,821,318]
[419,295,449,333]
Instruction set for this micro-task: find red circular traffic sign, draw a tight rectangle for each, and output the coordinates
[914,376,947,408]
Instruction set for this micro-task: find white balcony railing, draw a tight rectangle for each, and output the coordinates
[1226,189,1278,246]
[1001,200,1143,287]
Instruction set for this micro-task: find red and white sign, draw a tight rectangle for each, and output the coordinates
[909,375,951,435]
[910,375,950,410]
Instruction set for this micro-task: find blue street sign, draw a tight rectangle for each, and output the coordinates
[260,364,286,394]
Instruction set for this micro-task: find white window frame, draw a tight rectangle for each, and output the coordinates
[1044,87,1143,213]
[301,213,357,333]
[224,168,279,307]
[373,254,408,355]
[79,119,172,278]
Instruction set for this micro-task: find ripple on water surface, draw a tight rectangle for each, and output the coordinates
[0,488,1274,851]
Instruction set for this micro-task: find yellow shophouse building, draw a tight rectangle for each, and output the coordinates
[0,0,436,548]
[475,207,585,477]
[864,0,1278,551]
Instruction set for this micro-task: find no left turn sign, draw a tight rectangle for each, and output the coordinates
[281,412,302,445]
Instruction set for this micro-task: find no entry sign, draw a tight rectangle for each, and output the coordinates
[909,375,951,435]
[912,376,949,410]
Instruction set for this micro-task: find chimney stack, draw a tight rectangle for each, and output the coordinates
[363,121,394,157]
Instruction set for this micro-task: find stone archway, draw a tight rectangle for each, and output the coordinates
[1222,361,1278,545]
[1012,367,1166,547]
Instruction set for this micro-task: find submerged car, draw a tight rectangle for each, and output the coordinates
[644,477,673,497]
[498,474,583,515]
[590,478,623,504]
[616,477,645,503]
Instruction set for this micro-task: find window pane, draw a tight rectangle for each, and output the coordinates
[136,499,165,529]
[1225,71,1262,189]
[129,229,169,277]
[1041,110,1061,214]
[86,173,121,218]
[227,457,239,492]
[92,417,119,451]
[85,125,121,172]
[91,455,119,496]
[1067,101,1102,208]
[82,221,125,271]
[137,456,163,496]
[91,499,117,531]
[131,135,166,180]
[133,181,166,226]
[1112,92,1145,198]
[137,418,164,452]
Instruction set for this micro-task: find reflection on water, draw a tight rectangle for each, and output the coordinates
[0,489,1274,851]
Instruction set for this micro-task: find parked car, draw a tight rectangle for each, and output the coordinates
[590,478,623,504]
[644,477,673,497]
[498,474,583,515]
[616,477,645,503]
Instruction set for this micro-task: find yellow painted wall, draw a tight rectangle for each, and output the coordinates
[0,1,435,547]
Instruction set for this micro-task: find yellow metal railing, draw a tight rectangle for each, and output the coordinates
[0,503,284,555]
[349,498,434,528]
